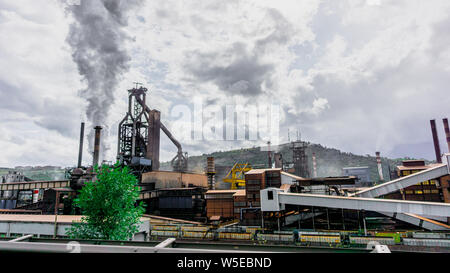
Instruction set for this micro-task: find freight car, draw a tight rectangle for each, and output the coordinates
[218,232,253,241]
[349,235,396,246]
[256,233,294,244]
[298,234,341,246]
[403,238,450,248]
[183,231,214,239]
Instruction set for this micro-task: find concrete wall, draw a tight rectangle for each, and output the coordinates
[142,171,207,189]
[0,218,150,241]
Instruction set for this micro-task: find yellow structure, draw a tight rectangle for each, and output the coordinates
[222,163,252,190]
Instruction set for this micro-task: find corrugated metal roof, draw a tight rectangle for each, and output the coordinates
[281,171,305,180]
[206,190,239,194]
[245,168,282,175]
[232,190,246,197]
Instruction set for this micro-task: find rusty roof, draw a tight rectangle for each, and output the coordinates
[245,168,282,175]
[232,190,246,197]
[281,171,306,180]
[206,189,239,194]
[396,163,442,171]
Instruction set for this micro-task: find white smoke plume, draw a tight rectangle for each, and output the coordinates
[65,0,142,163]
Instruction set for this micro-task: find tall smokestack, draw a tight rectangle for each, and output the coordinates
[312,152,317,178]
[430,120,442,163]
[443,118,450,153]
[206,157,216,190]
[77,122,85,168]
[93,126,103,167]
[267,141,272,168]
[376,152,384,182]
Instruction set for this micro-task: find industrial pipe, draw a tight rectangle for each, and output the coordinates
[430,120,442,163]
[443,118,450,153]
[93,126,102,167]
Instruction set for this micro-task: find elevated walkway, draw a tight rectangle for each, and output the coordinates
[352,164,448,198]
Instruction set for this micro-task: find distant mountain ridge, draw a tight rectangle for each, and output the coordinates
[161,142,435,188]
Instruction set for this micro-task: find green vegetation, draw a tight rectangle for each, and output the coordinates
[67,164,145,241]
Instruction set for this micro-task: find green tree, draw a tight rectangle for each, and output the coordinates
[67,163,145,241]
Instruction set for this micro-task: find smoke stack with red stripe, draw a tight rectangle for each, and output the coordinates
[443,118,450,153]
[376,152,384,182]
[430,120,442,163]
[312,152,317,178]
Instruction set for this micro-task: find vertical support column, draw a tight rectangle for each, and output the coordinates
[326,208,330,230]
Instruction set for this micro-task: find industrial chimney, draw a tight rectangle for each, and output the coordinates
[430,120,442,163]
[93,126,103,167]
[312,152,317,178]
[267,141,272,168]
[206,157,216,190]
[376,152,384,182]
[77,122,85,168]
[443,118,450,153]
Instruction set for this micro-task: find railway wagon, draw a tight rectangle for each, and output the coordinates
[256,233,294,244]
[182,231,214,239]
[181,226,209,232]
[218,232,253,240]
[375,232,409,243]
[403,238,450,248]
[150,230,179,238]
[151,225,180,231]
[299,234,341,246]
[349,236,396,246]
[412,232,449,239]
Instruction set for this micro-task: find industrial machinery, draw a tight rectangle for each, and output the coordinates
[117,85,188,177]
[223,162,252,190]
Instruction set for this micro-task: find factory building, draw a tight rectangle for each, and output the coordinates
[0,171,27,209]
[205,190,241,220]
[141,171,207,190]
[384,160,444,202]
[342,167,372,187]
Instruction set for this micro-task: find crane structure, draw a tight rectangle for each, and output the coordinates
[117,85,188,174]
[223,163,252,190]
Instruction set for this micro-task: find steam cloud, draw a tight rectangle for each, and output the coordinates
[66,0,141,163]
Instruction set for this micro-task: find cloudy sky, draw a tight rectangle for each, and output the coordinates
[0,0,449,168]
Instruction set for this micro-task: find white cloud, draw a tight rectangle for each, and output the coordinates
[0,0,449,168]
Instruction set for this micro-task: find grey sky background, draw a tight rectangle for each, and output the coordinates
[0,0,449,168]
